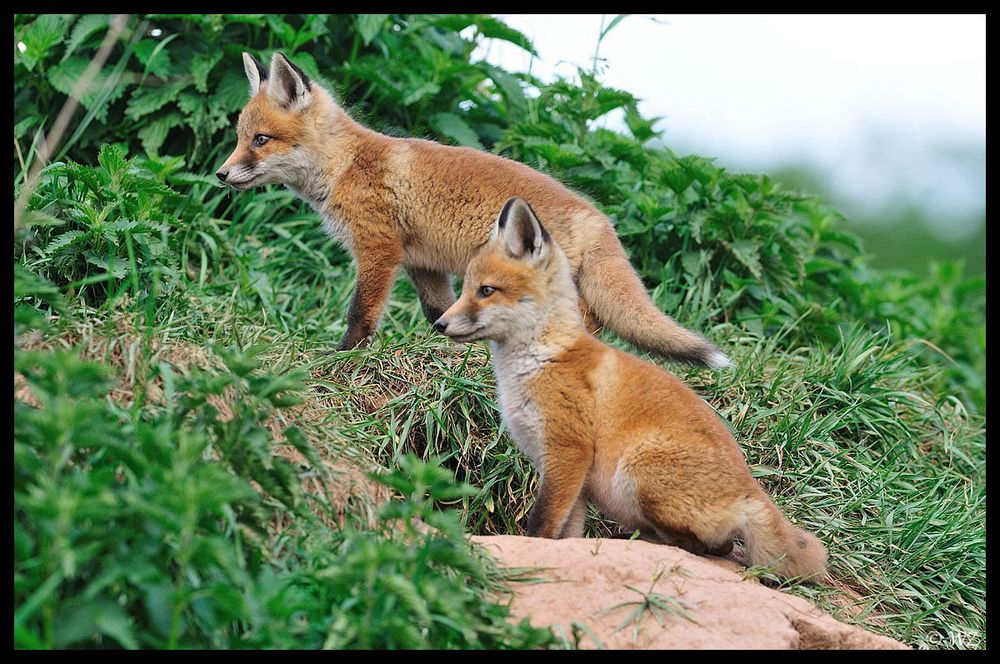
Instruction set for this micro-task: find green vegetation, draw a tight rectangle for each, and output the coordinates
[14,14,984,649]
[771,161,986,278]
[14,339,555,648]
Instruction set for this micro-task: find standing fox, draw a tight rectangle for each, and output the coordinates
[435,198,828,581]
[217,52,728,367]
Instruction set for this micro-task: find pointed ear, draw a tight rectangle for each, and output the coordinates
[496,197,551,262]
[268,52,312,110]
[242,52,267,97]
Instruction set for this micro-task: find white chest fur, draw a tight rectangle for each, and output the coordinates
[284,183,354,249]
[320,209,353,247]
[490,341,554,469]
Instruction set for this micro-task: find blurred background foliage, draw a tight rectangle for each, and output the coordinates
[771,161,985,278]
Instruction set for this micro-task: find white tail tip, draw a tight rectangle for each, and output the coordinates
[707,351,732,369]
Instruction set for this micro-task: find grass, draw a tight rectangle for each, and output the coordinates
[600,566,698,642]
[14,148,984,648]
[18,225,984,647]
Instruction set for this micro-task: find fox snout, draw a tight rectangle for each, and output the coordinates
[433,315,463,337]
[215,150,261,190]
[433,309,483,342]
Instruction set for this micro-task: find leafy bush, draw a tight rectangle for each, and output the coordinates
[13,15,536,165]
[14,340,553,649]
[17,145,188,305]
[14,344,299,648]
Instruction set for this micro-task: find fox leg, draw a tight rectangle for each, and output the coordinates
[339,247,402,350]
[526,445,593,539]
[405,266,456,325]
[559,494,589,538]
[650,526,712,555]
[578,296,602,336]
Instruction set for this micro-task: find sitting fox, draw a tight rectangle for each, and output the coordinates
[217,52,728,367]
[434,197,828,581]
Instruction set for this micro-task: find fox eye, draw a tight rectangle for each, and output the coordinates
[478,285,496,298]
[252,134,271,147]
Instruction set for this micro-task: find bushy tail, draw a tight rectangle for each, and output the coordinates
[740,493,828,582]
[577,230,730,368]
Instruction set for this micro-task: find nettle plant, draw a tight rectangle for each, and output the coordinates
[13,14,538,165]
[16,144,194,305]
[14,337,555,649]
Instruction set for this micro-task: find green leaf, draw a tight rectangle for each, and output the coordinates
[681,250,705,277]
[44,230,86,255]
[17,14,73,71]
[624,103,662,143]
[13,264,65,310]
[63,14,110,63]
[53,602,99,647]
[143,584,174,637]
[126,83,183,121]
[356,14,389,46]
[94,605,139,650]
[84,253,130,278]
[14,116,38,141]
[402,81,441,106]
[17,209,65,229]
[600,14,631,42]
[137,112,183,155]
[98,143,129,176]
[475,17,538,56]
[218,70,252,112]
[47,57,130,123]
[480,64,527,120]
[54,600,139,649]
[429,113,483,149]
[727,239,763,279]
[265,15,296,46]
[383,574,432,624]
[191,51,223,93]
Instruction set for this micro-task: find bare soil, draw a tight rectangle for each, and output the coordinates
[473,535,907,650]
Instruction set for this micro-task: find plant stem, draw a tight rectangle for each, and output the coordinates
[592,15,606,74]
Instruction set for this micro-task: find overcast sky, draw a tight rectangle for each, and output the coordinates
[477,14,985,234]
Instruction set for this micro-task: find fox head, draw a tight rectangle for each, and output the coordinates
[216,52,333,192]
[434,197,581,344]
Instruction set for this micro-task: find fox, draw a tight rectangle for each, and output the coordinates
[216,51,729,367]
[434,197,828,581]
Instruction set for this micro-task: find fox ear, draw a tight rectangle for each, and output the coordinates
[268,52,312,110]
[242,52,267,97]
[496,197,551,262]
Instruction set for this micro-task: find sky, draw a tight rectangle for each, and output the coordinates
[475,14,986,237]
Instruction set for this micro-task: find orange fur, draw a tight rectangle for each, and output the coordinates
[438,198,828,582]
[218,53,728,364]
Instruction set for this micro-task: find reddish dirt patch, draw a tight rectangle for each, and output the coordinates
[473,535,907,650]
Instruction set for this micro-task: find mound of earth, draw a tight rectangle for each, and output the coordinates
[472,535,907,650]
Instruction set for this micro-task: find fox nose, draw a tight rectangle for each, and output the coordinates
[216,169,229,182]
[432,319,448,334]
